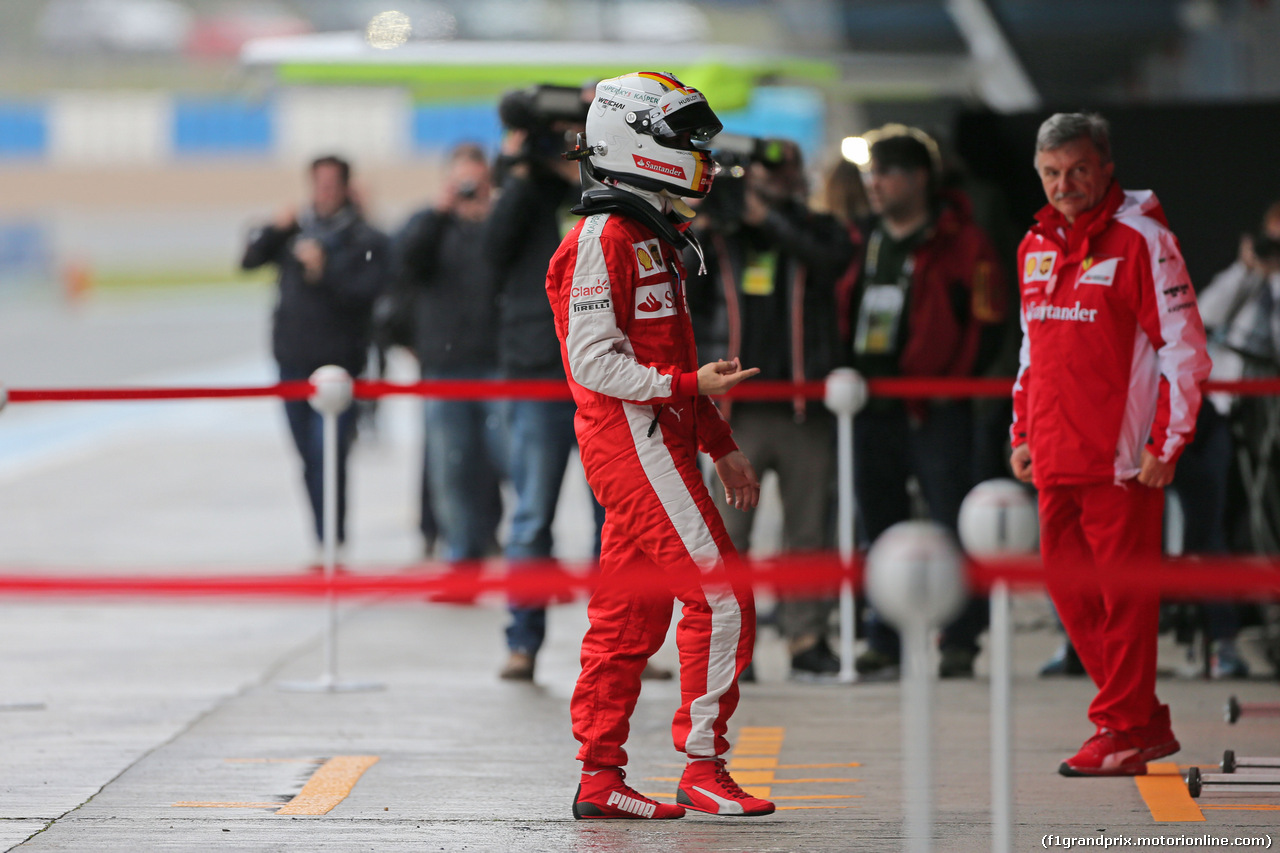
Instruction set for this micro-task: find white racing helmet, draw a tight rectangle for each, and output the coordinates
[583,71,723,198]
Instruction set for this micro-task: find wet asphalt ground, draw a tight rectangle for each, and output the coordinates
[2,287,1278,851]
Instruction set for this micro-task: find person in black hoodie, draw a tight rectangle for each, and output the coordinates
[688,139,859,679]
[396,143,506,565]
[241,155,390,555]
[485,105,594,680]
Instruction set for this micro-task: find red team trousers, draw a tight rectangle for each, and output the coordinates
[570,402,756,768]
[1038,480,1164,733]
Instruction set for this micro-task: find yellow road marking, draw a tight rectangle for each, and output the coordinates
[171,756,380,816]
[276,756,380,815]
[729,757,778,770]
[775,795,861,800]
[1135,762,1204,822]
[777,762,862,769]
[173,802,281,808]
[728,758,861,770]
[652,727,861,807]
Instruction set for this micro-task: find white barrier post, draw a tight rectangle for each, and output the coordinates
[989,580,1012,853]
[279,366,382,694]
[823,368,868,683]
[957,478,1039,853]
[0,387,52,706]
[866,521,965,853]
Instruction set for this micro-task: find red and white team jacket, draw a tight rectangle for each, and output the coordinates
[1011,182,1211,487]
[546,209,738,462]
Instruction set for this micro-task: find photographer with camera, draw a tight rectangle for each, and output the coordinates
[688,136,859,680]
[1200,202,1280,386]
[485,83,606,681]
[1181,199,1280,678]
[394,142,507,567]
[240,155,390,560]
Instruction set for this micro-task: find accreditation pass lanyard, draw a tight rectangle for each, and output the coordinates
[854,228,913,357]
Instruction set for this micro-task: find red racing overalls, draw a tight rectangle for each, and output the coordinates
[547,206,754,767]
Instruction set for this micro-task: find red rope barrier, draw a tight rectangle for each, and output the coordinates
[6,380,313,404]
[5,377,1280,405]
[0,554,1276,600]
[354,378,572,401]
[967,556,1280,598]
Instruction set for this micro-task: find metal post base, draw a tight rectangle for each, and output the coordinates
[277,677,385,694]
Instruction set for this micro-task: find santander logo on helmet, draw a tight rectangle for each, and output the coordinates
[582,71,723,199]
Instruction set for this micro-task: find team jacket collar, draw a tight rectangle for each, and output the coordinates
[1031,180,1125,263]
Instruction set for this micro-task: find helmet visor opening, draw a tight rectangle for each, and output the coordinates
[652,100,723,149]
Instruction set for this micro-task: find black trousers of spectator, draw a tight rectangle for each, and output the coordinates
[854,400,989,658]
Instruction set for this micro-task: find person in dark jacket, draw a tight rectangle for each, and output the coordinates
[396,143,506,564]
[689,139,859,679]
[485,100,617,681]
[241,155,390,553]
[845,126,1007,679]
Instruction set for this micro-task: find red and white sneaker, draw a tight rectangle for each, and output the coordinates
[1058,728,1147,777]
[1136,704,1180,763]
[573,767,685,820]
[677,758,776,816]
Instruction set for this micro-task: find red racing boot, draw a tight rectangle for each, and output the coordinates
[677,758,776,816]
[1059,728,1147,777]
[573,766,685,820]
[1135,703,1180,763]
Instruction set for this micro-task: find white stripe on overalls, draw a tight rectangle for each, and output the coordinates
[621,402,741,758]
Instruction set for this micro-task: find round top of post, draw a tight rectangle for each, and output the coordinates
[865,521,966,629]
[823,367,869,416]
[957,478,1039,557]
[308,365,354,415]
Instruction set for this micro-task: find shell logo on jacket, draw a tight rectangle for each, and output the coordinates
[635,240,664,277]
[1024,251,1057,282]
[1011,182,1211,487]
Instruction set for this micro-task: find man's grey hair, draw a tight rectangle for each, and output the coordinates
[1034,112,1111,166]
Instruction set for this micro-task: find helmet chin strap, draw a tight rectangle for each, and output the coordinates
[661,191,697,222]
[658,192,706,275]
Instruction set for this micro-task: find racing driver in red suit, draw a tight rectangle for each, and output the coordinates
[546,72,775,820]
[1010,112,1211,777]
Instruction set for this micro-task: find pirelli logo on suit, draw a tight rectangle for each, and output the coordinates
[571,278,612,314]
